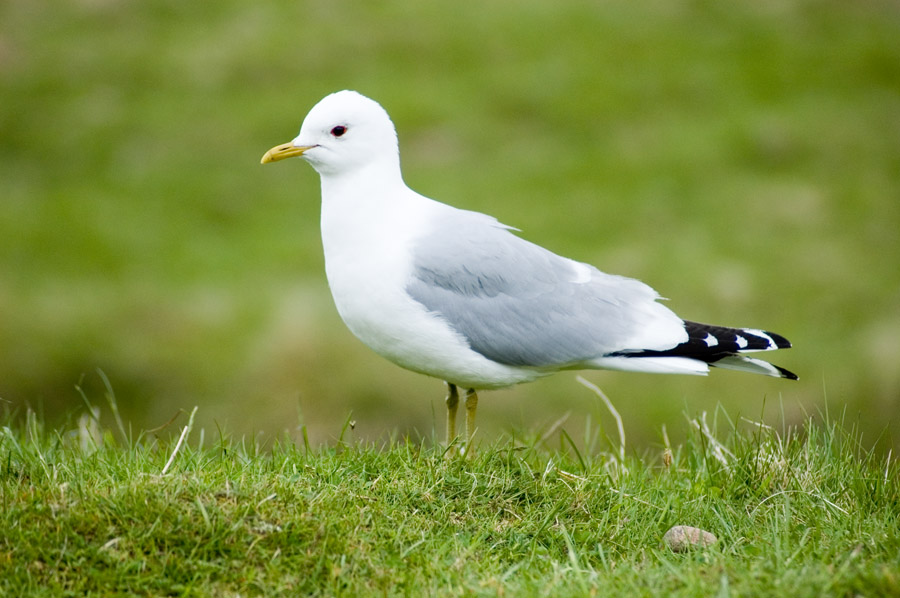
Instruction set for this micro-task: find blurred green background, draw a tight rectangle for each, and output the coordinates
[2,0,899,450]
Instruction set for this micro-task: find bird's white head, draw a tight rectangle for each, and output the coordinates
[261,90,400,178]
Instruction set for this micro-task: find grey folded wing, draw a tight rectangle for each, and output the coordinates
[405,210,684,368]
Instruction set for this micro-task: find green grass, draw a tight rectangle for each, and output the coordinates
[2,1,900,447]
[2,405,898,596]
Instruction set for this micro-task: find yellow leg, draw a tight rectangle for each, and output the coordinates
[464,388,478,457]
[445,383,459,455]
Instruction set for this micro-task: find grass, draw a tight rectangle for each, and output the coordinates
[2,401,898,596]
[2,0,900,447]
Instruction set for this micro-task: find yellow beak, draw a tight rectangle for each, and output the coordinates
[260,142,316,164]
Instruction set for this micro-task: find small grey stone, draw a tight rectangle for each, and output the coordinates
[663,525,718,552]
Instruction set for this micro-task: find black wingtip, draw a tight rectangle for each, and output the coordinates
[765,330,792,350]
[776,364,799,380]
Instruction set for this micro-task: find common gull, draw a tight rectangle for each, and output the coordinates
[261,90,796,455]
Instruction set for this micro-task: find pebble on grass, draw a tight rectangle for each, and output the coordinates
[663,525,718,552]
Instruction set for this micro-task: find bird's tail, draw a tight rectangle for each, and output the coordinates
[611,320,798,380]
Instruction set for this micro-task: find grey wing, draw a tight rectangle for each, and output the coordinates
[405,210,686,367]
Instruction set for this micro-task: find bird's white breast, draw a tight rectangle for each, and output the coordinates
[319,182,538,389]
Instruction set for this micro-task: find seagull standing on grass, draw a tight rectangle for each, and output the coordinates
[261,90,796,455]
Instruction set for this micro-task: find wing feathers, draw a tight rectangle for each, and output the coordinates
[611,320,797,380]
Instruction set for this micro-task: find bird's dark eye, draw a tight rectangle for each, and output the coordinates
[330,125,347,137]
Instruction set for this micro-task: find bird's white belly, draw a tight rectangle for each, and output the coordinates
[322,234,539,389]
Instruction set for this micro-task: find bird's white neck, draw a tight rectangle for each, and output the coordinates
[318,160,423,270]
[318,158,403,208]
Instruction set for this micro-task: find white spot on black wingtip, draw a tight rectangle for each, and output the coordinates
[744,328,778,350]
[735,335,749,349]
[703,333,718,347]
